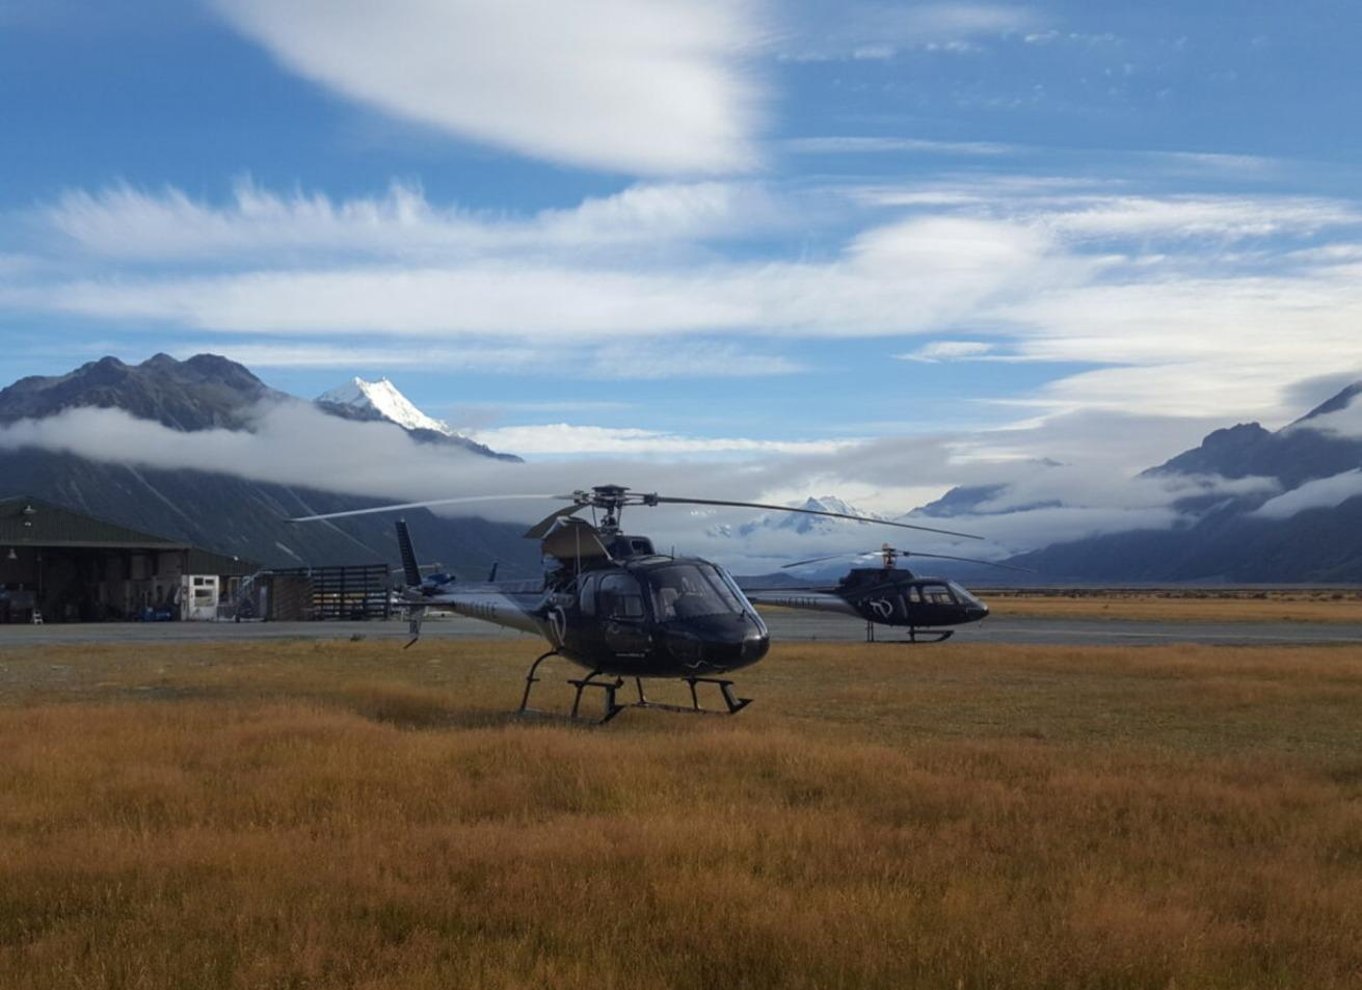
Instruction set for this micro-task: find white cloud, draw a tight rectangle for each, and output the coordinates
[209,0,765,175]
[1287,392,1362,438]
[780,2,1037,61]
[0,402,943,564]
[466,423,857,457]
[0,394,1302,569]
[857,180,1358,244]
[11,214,1072,340]
[1253,470,1362,520]
[1140,151,1279,179]
[1039,195,1357,242]
[897,340,995,362]
[783,137,1013,157]
[997,268,1362,421]
[10,175,1362,426]
[46,179,776,262]
[202,340,805,379]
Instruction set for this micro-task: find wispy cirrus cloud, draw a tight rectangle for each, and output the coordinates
[8,175,1362,427]
[783,136,1014,156]
[779,2,1038,61]
[897,340,997,363]
[465,423,857,457]
[46,179,779,263]
[111,339,806,381]
[209,0,766,175]
[1038,195,1360,242]
[8,213,1073,339]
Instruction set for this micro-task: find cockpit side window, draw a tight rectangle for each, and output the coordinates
[598,572,646,620]
[921,584,956,605]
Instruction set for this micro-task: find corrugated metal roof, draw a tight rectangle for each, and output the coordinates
[0,495,187,549]
[0,496,260,573]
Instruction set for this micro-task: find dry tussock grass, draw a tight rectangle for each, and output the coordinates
[983,588,1362,623]
[1,638,1361,988]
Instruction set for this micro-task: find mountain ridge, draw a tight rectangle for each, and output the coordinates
[1007,378,1362,582]
[0,353,286,432]
[0,354,537,573]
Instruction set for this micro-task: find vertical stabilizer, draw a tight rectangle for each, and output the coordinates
[396,519,422,587]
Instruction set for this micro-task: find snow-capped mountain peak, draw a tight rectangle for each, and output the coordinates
[708,494,886,539]
[316,377,451,435]
[797,495,883,520]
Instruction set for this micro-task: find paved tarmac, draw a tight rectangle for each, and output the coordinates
[1,611,1360,648]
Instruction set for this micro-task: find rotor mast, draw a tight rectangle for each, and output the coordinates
[573,484,658,537]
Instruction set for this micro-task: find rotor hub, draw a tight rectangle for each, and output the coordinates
[571,485,661,535]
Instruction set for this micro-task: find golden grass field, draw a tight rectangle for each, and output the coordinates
[980,587,1362,624]
[2,634,1362,989]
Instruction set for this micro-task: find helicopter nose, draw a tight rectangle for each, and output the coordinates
[741,626,771,663]
[967,602,990,622]
[664,616,769,670]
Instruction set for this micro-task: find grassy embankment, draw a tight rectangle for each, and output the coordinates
[980,587,1362,623]
[2,636,1361,988]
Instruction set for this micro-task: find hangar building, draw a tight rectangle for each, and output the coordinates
[0,496,257,624]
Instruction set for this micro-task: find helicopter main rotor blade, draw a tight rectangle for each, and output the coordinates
[651,496,982,540]
[783,548,1032,572]
[289,494,554,524]
[781,552,857,569]
[899,550,1034,572]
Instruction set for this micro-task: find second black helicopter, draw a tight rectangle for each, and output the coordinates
[745,544,1027,642]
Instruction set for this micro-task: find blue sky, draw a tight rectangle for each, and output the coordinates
[3,0,1362,531]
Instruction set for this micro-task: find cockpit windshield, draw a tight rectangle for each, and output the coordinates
[948,581,981,606]
[646,562,748,620]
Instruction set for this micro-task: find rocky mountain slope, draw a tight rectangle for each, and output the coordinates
[1004,381,1362,582]
[0,354,284,431]
[0,355,539,575]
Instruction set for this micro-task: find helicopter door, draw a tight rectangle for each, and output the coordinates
[915,583,959,625]
[597,572,649,656]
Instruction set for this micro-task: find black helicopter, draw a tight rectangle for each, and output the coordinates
[745,544,1026,643]
[292,485,981,721]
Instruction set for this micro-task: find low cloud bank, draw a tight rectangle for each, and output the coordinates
[0,400,1278,571]
[1253,470,1362,520]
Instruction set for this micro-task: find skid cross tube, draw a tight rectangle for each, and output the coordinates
[567,671,625,723]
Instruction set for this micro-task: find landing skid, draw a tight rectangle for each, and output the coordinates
[629,675,751,717]
[865,621,954,644]
[518,651,751,724]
